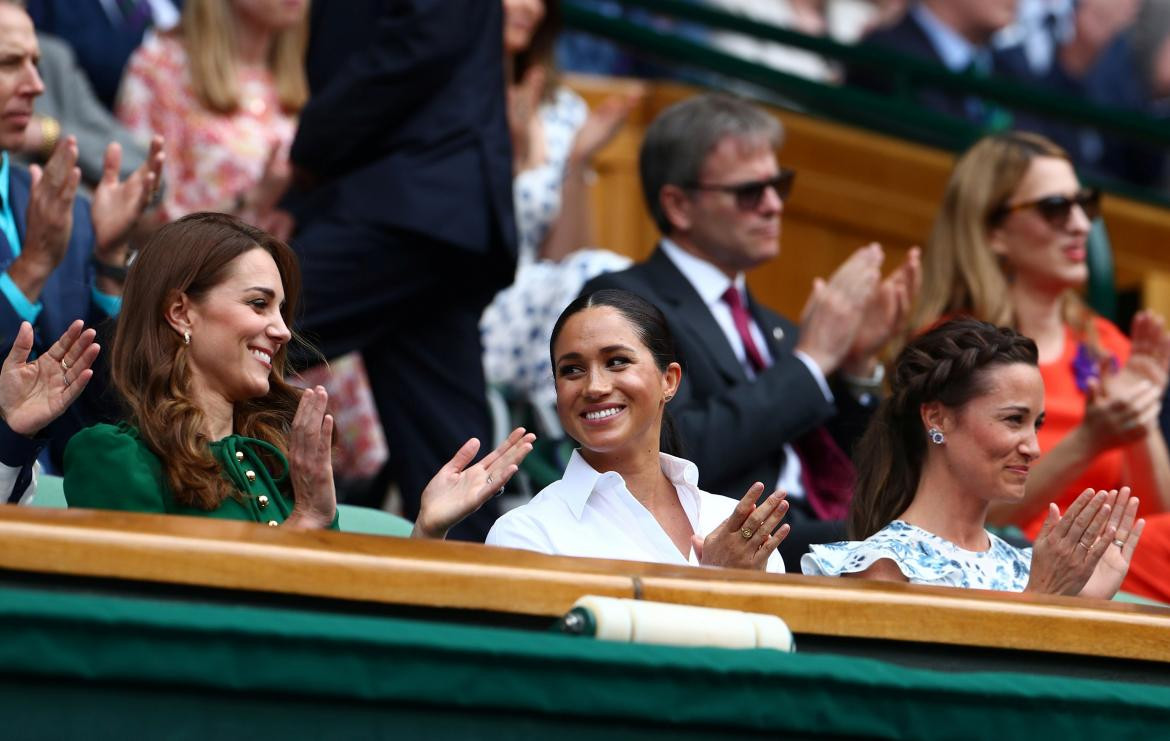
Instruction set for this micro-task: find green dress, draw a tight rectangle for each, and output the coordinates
[64,423,335,528]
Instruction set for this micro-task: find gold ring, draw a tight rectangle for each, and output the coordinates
[1077,541,1092,551]
[60,358,69,371]
[740,527,754,540]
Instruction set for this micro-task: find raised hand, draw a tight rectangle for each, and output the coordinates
[0,320,99,436]
[91,136,165,259]
[1078,375,1161,454]
[1114,310,1170,396]
[413,427,536,539]
[12,136,81,299]
[796,243,883,376]
[1080,487,1145,599]
[507,63,547,173]
[693,482,790,570]
[568,86,644,167]
[845,246,921,375]
[285,385,337,530]
[1025,488,1115,595]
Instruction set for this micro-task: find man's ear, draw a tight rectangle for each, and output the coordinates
[164,290,193,338]
[659,184,693,233]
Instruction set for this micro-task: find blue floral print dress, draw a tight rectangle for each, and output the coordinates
[801,521,1032,591]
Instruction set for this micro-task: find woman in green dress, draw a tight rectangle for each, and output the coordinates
[64,212,533,536]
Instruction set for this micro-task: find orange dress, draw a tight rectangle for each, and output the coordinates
[1023,317,1169,602]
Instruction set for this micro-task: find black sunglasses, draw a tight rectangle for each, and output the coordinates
[992,188,1101,227]
[685,169,796,211]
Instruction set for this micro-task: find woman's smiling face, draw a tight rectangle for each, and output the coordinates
[552,306,680,459]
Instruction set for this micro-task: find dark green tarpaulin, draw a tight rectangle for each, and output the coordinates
[0,584,1166,739]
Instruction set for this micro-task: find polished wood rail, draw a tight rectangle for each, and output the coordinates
[568,75,1170,320]
[1,506,1167,664]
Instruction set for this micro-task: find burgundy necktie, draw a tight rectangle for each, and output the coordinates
[721,285,854,520]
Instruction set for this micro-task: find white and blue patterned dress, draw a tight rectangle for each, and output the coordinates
[801,521,1033,591]
[480,87,631,410]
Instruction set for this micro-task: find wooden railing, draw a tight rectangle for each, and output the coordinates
[2,506,1168,665]
[570,76,1170,320]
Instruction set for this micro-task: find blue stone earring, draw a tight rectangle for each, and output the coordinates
[928,427,945,445]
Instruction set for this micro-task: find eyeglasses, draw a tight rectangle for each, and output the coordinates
[685,169,796,211]
[992,188,1101,227]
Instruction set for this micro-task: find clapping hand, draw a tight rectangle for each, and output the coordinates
[1026,488,1116,596]
[568,86,644,167]
[796,243,883,376]
[692,482,789,570]
[1115,310,1170,396]
[22,136,81,279]
[1080,487,1145,599]
[91,136,165,259]
[845,246,921,375]
[413,427,536,540]
[286,386,337,530]
[0,320,99,436]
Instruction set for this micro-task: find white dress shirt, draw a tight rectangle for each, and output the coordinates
[658,238,833,498]
[486,449,785,573]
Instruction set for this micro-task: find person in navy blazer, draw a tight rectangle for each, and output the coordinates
[287,0,517,540]
[0,3,163,468]
[583,94,920,569]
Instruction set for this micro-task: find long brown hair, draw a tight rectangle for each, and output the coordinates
[112,212,304,510]
[910,131,1100,350]
[850,318,1038,539]
[181,0,308,115]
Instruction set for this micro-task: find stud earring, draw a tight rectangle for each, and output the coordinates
[183,329,191,346]
[664,394,674,402]
[928,427,945,445]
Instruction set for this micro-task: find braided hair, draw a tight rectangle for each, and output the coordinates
[849,318,1039,539]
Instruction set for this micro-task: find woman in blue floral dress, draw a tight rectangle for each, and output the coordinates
[802,318,1143,597]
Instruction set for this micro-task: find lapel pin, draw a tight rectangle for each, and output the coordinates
[772,327,785,341]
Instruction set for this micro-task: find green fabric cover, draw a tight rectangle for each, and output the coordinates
[0,584,1167,738]
[336,503,414,537]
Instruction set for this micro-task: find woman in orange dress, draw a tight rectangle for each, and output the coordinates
[910,132,1170,601]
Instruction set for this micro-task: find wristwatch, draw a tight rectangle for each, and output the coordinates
[92,255,128,283]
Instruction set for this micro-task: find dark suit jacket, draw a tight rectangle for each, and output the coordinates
[582,246,873,502]
[847,10,1032,124]
[289,0,516,263]
[27,0,152,109]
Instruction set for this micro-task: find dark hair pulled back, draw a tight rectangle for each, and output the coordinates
[849,318,1039,539]
[550,289,684,456]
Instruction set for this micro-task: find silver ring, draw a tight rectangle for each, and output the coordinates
[62,374,71,387]
[1113,539,1126,548]
[486,473,494,486]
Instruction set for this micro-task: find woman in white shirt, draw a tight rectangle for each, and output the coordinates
[487,289,788,572]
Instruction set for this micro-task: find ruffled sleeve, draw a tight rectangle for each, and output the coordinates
[800,525,968,587]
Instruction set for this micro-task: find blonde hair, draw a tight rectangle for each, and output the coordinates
[911,132,1100,351]
[181,0,308,115]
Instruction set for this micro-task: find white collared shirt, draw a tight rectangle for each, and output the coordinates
[486,450,785,573]
[659,238,833,498]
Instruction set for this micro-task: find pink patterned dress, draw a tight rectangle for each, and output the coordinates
[116,33,296,222]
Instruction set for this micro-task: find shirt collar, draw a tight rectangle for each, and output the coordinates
[0,152,10,209]
[660,237,747,307]
[912,3,986,72]
[560,448,702,520]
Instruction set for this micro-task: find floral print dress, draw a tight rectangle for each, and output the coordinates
[801,520,1033,591]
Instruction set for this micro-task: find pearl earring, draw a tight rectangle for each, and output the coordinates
[928,427,945,445]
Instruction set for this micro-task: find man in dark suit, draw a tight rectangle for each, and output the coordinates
[0,1,162,468]
[583,94,919,569]
[287,0,517,541]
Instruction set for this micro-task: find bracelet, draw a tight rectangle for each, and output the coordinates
[843,363,885,393]
[39,116,60,161]
[92,255,128,283]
